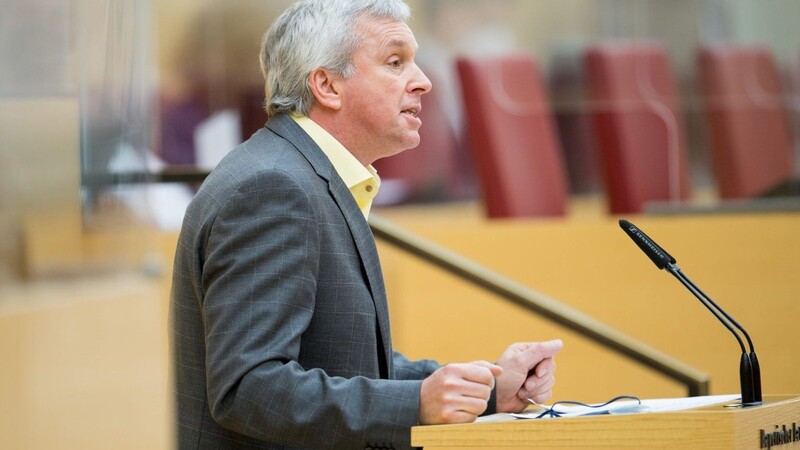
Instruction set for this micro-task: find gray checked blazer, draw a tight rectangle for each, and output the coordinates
[170,114,441,450]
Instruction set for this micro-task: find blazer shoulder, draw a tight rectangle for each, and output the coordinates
[207,127,314,187]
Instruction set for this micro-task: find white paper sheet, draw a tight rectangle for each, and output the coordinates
[506,394,742,420]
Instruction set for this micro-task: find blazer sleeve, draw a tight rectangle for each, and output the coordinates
[392,351,440,381]
[200,169,422,450]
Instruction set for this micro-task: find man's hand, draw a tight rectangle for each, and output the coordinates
[494,339,564,413]
[419,361,503,424]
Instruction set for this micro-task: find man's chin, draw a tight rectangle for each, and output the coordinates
[379,144,418,162]
[403,132,421,150]
[400,140,421,154]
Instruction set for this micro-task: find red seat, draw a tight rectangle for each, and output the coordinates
[697,44,795,199]
[240,87,268,141]
[584,42,692,214]
[456,54,568,218]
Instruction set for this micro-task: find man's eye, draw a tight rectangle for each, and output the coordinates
[388,59,401,67]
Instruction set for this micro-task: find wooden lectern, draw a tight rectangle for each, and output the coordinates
[412,395,800,449]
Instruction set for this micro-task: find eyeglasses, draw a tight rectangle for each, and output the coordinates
[527,395,642,419]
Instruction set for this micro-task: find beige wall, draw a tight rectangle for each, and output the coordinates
[0,274,171,450]
[376,209,800,403]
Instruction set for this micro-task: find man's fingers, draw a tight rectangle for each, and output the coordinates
[448,394,491,416]
[420,363,498,424]
[442,410,480,424]
[469,360,503,379]
[522,358,556,392]
[529,375,556,396]
[521,339,564,362]
[528,382,555,405]
[533,357,556,378]
[503,339,563,374]
[449,361,500,389]
[518,375,556,401]
[437,364,496,400]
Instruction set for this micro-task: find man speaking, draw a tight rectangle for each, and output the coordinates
[170,0,563,448]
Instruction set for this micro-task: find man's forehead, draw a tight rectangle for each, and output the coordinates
[357,16,417,50]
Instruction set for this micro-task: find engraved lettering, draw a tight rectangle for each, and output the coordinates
[760,422,800,449]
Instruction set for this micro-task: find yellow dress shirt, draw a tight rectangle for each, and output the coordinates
[291,115,380,218]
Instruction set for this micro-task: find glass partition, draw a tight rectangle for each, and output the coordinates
[77,0,160,227]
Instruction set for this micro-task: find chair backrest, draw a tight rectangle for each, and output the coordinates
[456,54,568,218]
[697,44,795,199]
[584,42,691,214]
[239,86,268,141]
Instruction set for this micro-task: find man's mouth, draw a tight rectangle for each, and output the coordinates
[401,107,419,118]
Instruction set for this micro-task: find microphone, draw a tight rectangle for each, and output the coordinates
[619,219,762,406]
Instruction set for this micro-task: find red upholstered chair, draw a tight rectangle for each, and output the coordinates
[240,86,268,141]
[456,54,568,218]
[584,42,692,214]
[697,44,795,199]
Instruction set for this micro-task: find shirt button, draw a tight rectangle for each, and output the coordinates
[365,185,374,192]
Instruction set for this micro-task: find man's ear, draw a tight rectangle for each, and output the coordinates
[308,68,342,110]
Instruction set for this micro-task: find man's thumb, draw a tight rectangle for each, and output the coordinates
[471,360,503,378]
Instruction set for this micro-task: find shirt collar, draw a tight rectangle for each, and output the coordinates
[291,115,380,218]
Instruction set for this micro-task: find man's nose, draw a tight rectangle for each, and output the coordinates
[409,63,432,94]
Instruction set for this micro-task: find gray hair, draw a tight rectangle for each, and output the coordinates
[260,0,411,117]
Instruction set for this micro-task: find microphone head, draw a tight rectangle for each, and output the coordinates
[619,219,675,270]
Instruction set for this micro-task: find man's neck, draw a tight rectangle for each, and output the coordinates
[307,109,371,166]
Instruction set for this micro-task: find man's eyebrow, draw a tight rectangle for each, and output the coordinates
[381,38,418,51]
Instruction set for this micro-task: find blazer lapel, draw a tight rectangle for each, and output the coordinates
[266,116,394,377]
[327,178,394,377]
